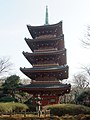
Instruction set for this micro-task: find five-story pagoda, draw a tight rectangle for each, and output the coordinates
[19,6,71,106]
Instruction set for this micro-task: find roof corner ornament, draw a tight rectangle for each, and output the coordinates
[45,5,49,25]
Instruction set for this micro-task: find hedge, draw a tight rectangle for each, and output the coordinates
[44,104,90,116]
[0,102,28,113]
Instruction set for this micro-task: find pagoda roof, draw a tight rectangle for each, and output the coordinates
[18,83,70,89]
[23,49,66,65]
[23,48,66,56]
[20,65,68,72]
[27,21,62,39]
[20,65,68,80]
[18,83,71,95]
[25,35,64,51]
[25,34,64,43]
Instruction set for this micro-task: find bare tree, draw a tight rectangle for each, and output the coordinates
[0,57,13,76]
[81,65,90,76]
[82,26,90,48]
[73,74,89,89]
[72,73,89,103]
[80,65,90,86]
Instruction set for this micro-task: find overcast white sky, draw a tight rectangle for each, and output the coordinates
[0,0,90,80]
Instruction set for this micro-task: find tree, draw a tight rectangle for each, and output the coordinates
[76,89,90,106]
[0,57,13,77]
[73,74,89,89]
[81,65,90,76]
[72,73,89,103]
[2,75,20,97]
[82,26,90,48]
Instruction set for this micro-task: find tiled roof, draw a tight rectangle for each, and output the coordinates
[25,34,64,42]
[27,21,62,39]
[18,83,71,89]
[20,65,68,71]
[23,48,66,56]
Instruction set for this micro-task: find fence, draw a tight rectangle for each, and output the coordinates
[0,110,51,117]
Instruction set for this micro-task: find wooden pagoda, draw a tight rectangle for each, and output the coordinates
[19,7,71,106]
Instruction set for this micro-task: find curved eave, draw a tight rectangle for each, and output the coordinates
[20,65,69,80]
[18,83,71,89]
[20,65,68,72]
[25,35,64,52]
[25,34,64,43]
[22,49,66,65]
[18,83,71,94]
[23,49,66,56]
[27,21,62,39]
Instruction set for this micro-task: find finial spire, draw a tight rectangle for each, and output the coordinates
[45,6,49,25]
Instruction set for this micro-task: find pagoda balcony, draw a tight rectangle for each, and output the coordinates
[31,81,61,84]
[36,34,56,39]
[34,48,57,52]
[33,63,59,67]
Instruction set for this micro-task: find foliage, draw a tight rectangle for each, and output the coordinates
[0,102,28,113]
[16,92,32,103]
[24,99,36,112]
[76,89,90,106]
[11,102,29,112]
[2,75,20,95]
[44,104,90,116]
[0,96,18,102]
[72,73,89,103]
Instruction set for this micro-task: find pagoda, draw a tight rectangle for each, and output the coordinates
[19,6,71,106]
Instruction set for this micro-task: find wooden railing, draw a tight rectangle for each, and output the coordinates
[33,63,59,67]
[34,48,57,52]
[0,110,50,117]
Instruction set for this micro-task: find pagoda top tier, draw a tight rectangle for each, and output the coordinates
[27,21,63,39]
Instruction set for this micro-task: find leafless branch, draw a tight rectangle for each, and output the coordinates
[81,65,90,76]
[0,57,13,76]
[81,25,90,48]
[73,73,89,89]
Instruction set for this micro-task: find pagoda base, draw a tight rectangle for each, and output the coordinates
[31,94,60,106]
[18,81,71,106]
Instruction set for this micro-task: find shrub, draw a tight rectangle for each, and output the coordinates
[0,102,28,113]
[0,96,18,102]
[76,90,90,107]
[24,99,37,112]
[44,104,90,116]
[11,102,29,112]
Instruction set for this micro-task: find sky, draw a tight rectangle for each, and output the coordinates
[0,0,90,81]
